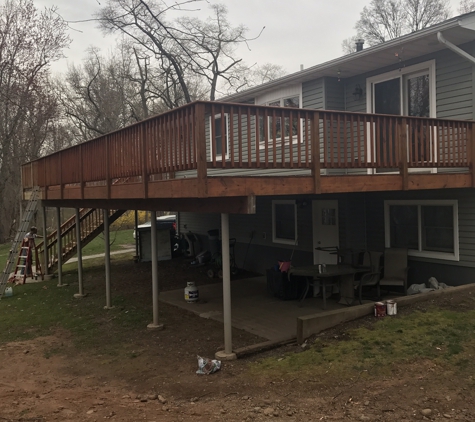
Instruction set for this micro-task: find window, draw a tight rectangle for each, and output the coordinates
[209,114,229,160]
[272,200,298,245]
[367,61,435,118]
[256,85,302,149]
[384,200,459,261]
[367,61,436,165]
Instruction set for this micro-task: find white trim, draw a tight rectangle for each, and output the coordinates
[384,199,459,261]
[257,86,303,150]
[209,113,229,160]
[366,60,436,117]
[272,200,298,245]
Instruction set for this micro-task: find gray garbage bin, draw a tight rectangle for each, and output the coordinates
[207,229,220,257]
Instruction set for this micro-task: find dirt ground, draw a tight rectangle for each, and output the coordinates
[1,256,475,421]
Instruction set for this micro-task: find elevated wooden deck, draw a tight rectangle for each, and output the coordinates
[21,101,475,213]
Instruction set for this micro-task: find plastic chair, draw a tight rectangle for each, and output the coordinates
[379,248,409,295]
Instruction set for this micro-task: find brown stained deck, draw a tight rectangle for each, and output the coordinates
[21,101,475,213]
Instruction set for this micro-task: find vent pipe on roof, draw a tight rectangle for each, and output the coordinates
[300,64,304,71]
[355,39,365,52]
[437,32,475,65]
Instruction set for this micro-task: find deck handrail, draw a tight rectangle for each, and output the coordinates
[21,101,474,193]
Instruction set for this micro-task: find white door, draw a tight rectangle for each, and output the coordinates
[312,200,339,265]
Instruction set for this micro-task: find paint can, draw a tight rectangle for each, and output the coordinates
[3,287,13,297]
[374,301,386,317]
[184,282,199,303]
[386,300,397,316]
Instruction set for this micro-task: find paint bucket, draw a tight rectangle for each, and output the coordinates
[184,282,199,303]
[3,287,13,297]
[386,300,397,316]
[374,301,386,317]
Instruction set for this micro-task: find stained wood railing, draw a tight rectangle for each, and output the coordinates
[21,101,474,194]
[36,209,126,273]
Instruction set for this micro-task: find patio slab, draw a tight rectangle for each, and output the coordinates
[159,276,375,342]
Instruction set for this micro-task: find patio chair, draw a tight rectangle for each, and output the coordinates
[379,248,409,295]
[354,251,383,304]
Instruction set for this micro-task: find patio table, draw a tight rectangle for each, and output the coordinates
[288,264,369,309]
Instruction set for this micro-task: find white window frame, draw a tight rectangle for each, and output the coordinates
[272,200,298,245]
[366,60,436,117]
[366,60,437,172]
[257,85,302,150]
[384,199,459,261]
[209,113,229,160]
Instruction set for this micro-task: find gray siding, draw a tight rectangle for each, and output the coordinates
[302,78,324,109]
[324,77,345,111]
[436,47,474,120]
[344,75,367,113]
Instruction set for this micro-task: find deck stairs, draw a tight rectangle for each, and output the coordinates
[36,208,126,274]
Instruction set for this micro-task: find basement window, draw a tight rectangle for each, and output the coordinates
[384,200,459,261]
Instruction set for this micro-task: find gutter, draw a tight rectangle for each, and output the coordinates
[437,31,475,65]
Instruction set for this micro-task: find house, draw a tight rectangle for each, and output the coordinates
[178,11,475,286]
[19,11,475,358]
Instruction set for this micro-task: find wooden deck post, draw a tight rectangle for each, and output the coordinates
[79,144,84,200]
[195,103,208,197]
[311,111,321,193]
[399,118,409,190]
[141,124,149,199]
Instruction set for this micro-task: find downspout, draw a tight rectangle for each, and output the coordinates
[437,32,475,65]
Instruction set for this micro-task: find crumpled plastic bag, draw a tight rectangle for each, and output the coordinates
[196,355,221,375]
[407,283,434,295]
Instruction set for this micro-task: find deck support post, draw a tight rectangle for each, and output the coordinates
[195,103,208,198]
[311,111,321,193]
[42,206,48,276]
[216,212,237,361]
[103,209,113,309]
[74,208,86,298]
[148,210,164,330]
[399,118,409,190]
[56,207,65,287]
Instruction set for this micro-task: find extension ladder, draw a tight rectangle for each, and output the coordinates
[0,187,41,298]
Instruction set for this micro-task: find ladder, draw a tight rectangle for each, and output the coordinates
[0,186,40,298]
[9,237,43,285]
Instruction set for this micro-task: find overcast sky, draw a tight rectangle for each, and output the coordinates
[35,0,465,75]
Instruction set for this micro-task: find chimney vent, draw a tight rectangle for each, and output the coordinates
[300,64,304,71]
[355,39,364,52]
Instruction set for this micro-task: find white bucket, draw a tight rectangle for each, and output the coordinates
[3,287,13,297]
[184,282,199,303]
[386,300,397,316]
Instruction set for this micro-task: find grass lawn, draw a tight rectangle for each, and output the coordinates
[0,229,135,271]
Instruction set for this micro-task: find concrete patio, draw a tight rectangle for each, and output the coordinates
[159,275,379,343]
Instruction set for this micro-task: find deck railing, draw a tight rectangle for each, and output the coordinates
[21,101,474,191]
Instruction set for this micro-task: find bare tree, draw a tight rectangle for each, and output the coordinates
[0,0,70,242]
[245,63,287,87]
[351,0,450,48]
[341,36,363,55]
[96,0,258,105]
[459,0,475,13]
